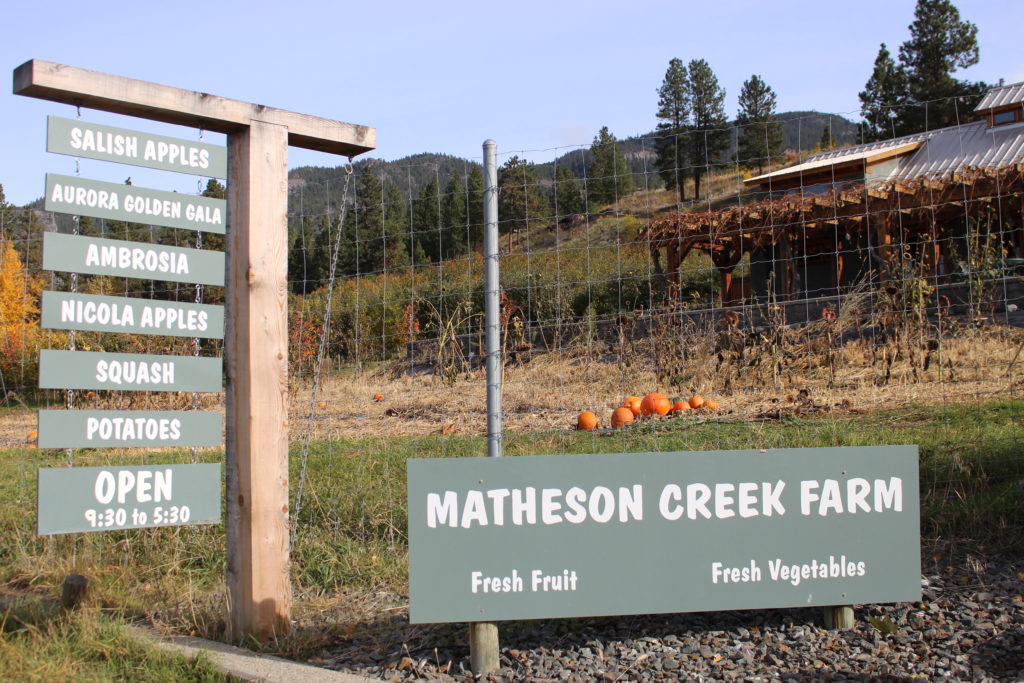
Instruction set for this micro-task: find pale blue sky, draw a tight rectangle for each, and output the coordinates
[2,0,1021,205]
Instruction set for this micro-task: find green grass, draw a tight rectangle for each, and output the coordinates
[0,400,1022,652]
[0,596,233,682]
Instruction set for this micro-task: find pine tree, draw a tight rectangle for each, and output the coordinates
[554,166,584,217]
[498,156,547,235]
[465,166,485,248]
[655,58,691,202]
[736,74,783,175]
[686,59,729,200]
[354,167,386,274]
[199,178,227,252]
[818,126,836,152]
[202,178,226,199]
[859,43,907,141]
[861,1,984,137]
[413,177,442,262]
[587,126,634,210]
[440,175,468,260]
[899,0,982,131]
[308,214,335,285]
[287,215,318,295]
[383,181,410,270]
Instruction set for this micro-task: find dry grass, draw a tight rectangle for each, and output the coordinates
[287,319,1024,441]
[1,318,1019,448]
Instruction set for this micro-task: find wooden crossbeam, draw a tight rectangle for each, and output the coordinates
[14,59,375,156]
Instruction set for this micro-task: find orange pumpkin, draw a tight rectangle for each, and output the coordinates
[641,392,671,417]
[688,395,705,410]
[373,393,384,402]
[610,406,635,428]
[577,411,598,431]
[704,399,720,410]
[317,401,327,408]
[623,396,643,417]
[670,400,690,415]
[27,431,38,440]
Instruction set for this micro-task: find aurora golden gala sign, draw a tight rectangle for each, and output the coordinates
[407,445,920,623]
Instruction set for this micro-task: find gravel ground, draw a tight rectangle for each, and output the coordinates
[318,557,1023,682]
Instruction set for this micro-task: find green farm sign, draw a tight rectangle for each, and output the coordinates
[37,463,221,535]
[407,446,920,624]
[44,174,226,234]
[38,410,221,449]
[41,291,223,338]
[43,232,224,286]
[47,116,227,178]
[39,349,222,392]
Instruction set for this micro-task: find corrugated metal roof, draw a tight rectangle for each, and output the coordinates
[747,81,1024,188]
[749,121,1024,187]
[745,133,932,185]
[975,81,1024,112]
[802,131,935,164]
[887,120,1024,179]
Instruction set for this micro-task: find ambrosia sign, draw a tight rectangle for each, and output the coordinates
[407,446,920,623]
[43,232,224,286]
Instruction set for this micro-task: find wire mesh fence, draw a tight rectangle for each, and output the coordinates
[0,92,1022,645]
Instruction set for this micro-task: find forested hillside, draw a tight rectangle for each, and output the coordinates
[285,110,861,218]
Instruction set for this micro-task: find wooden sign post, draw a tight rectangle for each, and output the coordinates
[14,59,375,639]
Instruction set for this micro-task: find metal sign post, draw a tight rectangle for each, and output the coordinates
[14,59,375,640]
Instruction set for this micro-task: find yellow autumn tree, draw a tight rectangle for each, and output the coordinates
[0,241,49,388]
[0,241,41,332]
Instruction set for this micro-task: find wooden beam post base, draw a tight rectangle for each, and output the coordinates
[225,120,292,642]
[823,605,855,629]
[469,622,500,675]
[60,574,88,610]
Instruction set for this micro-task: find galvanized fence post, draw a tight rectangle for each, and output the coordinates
[469,139,501,675]
[484,139,503,461]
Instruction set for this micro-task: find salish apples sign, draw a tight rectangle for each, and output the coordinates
[407,445,920,623]
[47,116,227,178]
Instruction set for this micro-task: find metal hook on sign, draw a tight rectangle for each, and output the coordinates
[344,157,354,175]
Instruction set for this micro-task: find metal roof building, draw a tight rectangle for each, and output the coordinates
[747,81,1024,191]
